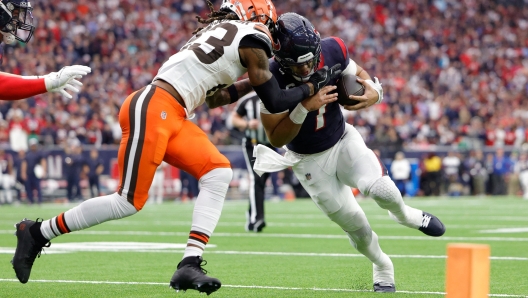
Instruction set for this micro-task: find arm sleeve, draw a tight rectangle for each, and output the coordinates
[253,76,311,114]
[0,73,47,100]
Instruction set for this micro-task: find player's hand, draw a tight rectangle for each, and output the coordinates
[248,119,260,130]
[43,65,92,98]
[307,64,342,94]
[300,85,338,112]
[342,77,382,111]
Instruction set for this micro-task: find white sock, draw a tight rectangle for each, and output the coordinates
[183,168,232,259]
[40,192,137,240]
[347,228,394,283]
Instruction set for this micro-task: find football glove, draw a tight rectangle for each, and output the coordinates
[365,77,383,104]
[43,65,91,98]
[308,63,342,94]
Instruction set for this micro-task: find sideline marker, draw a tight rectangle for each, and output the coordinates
[446,243,490,298]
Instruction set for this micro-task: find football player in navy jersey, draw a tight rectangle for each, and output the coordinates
[248,13,447,293]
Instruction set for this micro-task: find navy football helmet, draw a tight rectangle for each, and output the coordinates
[0,0,34,44]
[274,13,321,82]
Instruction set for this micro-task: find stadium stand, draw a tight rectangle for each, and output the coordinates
[1,0,528,200]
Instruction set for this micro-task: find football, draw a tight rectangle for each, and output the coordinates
[335,74,365,106]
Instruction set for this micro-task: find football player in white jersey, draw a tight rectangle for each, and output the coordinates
[11,0,342,295]
[0,0,90,100]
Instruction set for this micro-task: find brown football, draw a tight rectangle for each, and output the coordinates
[336,74,365,106]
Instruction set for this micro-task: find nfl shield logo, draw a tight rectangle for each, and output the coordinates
[305,173,311,180]
[161,111,167,119]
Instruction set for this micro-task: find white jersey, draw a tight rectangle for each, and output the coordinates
[154,20,273,115]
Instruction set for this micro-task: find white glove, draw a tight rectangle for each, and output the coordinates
[365,77,383,104]
[43,65,91,98]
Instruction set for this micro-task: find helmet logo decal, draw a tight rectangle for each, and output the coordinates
[296,52,314,63]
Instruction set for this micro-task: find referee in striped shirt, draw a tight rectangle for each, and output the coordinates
[231,91,276,232]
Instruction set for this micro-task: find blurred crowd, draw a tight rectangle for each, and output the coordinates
[1,0,528,197]
[389,148,528,199]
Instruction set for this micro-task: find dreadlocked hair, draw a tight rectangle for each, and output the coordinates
[193,0,239,34]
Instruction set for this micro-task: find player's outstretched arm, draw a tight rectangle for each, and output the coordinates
[205,79,253,109]
[261,85,338,148]
[43,65,92,98]
[0,65,91,101]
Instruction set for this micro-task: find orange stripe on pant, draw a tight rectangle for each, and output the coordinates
[117,85,231,211]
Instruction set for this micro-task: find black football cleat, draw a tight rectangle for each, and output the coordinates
[374,282,396,292]
[170,256,221,295]
[418,212,446,237]
[11,218,50,284]
[246,219,266,233]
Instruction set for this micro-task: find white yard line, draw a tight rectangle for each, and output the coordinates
[2,229,528,242]
[0,278,525,297]
[0,245,526,261]
[479,227,528,233]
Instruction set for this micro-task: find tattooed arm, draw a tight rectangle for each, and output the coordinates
[205,79,253,109]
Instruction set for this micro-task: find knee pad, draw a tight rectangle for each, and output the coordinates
[199,167,233,196]
[113,192,139,217]
[326,198,369,232]
[366,176,401,209]
[346,225,374,250]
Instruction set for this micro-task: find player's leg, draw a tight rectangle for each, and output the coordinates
[164,116,232,294]
[24,179,33,204]
[0,175,5,204]
[291,156,395,292]
[336,124,445,237]
[243,142,267,232]
[520,171,528,199]
[155,171,164,204]
[35,178,43,204]
[11,86,165,283]
[3,175,13,204]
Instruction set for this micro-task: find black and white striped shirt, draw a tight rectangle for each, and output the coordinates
[235,92,270,146]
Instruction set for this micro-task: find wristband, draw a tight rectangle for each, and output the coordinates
[289,103,309,124]
[227,84,239,104]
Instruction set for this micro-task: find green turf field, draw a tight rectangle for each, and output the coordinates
[1,197,527,297]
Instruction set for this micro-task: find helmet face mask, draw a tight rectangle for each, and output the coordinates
[273,13,321,82]
[0,0,34,44]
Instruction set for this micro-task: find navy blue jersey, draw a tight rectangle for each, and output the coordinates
[267,37,349,154]
[86,157,104,179]
[25,150,44,179]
